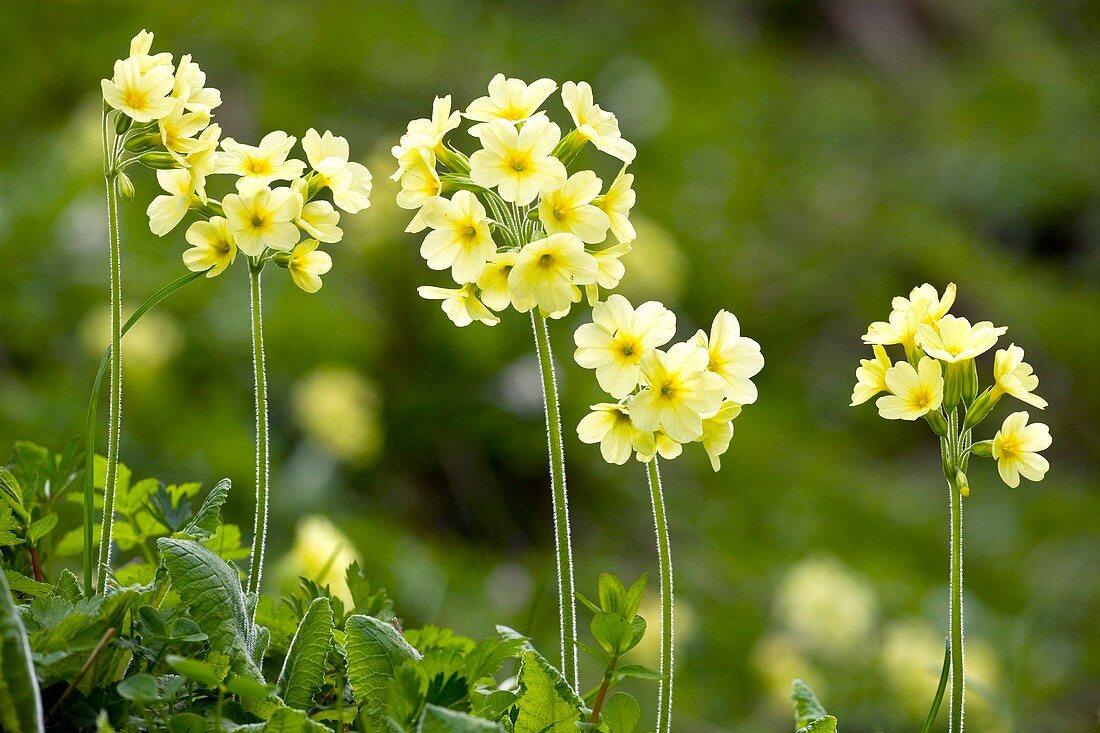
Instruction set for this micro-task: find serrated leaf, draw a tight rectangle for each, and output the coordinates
[4,571,50,597]
[0,569,45,732]
[235,706,331,732]
[791,679,830,729]
[277,596,334,710]
[418,704,506,732]
[473,689,518,721]
[463,634,526,683]
[601,693,640,733]
[514,649,583,733]
[54,569,83,603]
[345,613,420,712]
[175,479,231,540]
[157,538,263,682]
[26,513,58,544]
[798,716,838,733]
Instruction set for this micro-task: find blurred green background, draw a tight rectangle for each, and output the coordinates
[1,1,1098,730]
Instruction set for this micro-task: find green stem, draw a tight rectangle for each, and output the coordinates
[246,262,270,598]
[646,458,674,733]
[530,310,578,690]
[949,471,964,733]
[82,271,204,595]
[97,106,123,593]
[920,638,951,733]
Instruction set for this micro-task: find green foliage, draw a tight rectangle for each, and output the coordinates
[0,569,44,733]
[276,596,333,710]
[514,649,584,733]
[345,613,421,711]
[792,679,839,733]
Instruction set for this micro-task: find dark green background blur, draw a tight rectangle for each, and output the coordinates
[1,1,1097,731]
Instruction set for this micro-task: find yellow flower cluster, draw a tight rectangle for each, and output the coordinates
[852,282,1052,489]
[574,296,763,471]
[393,75,638,327]
[101,30,372,292]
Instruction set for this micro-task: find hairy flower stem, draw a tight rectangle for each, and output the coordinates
[97,107,123,594]
[949,470,965,733]
[647,458,674,733]
[530,310,578,690]
[83,271,204,595]
[247,261,271,598]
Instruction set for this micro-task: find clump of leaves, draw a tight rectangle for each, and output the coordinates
[791,678,839,732]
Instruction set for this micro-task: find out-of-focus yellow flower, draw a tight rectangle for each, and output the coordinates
[508,233,598,316]
[80,307,182,374]
[418,284,499,327]
[101,56,175,123]
[992,411,1051,488]
[147,168,193,236]
[577,403,652,465]
[876,357,943,421]
[302,128,372,214]
[696,400,742,472]
[418,191,495,284]
[293,367,382,464]
[476,252,517,312]
[469,117,566,206]
[690,310,764,405]
[216,131,306,193]
[573,294,675,399]
[281,515,361,606]
[170,53,221,112]
[465,74,557,126]
[775,556,878,658]
[991,344,1047,409]
[850,344,892,406]
[183,216,236,278]
[286,239,332,294]
[752,633,822,708]
[561,81,637,164]
[537,170,610,244]
[222,185,301,256]
[595,170,637,244]
[126,29,173,73]
[918,314,1006,363]
[630,343,725,443]
[391,95,461,176]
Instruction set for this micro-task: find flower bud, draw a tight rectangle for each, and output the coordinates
[552,129,587,166]
[943,361,964,410]
[970,440,994,458]
[116,172,135,201]
[956,470,970,497]
[272,252,292,267]
[138,152,179,170]
[114,112,133,135]
[962,388,997,431]
[435,145,471,175]
[941,442,955,478]
[961,359,978,404]
[124,133,161,153]
[926,410,949,437]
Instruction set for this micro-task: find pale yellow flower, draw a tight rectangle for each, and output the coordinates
[281,515,360,606]
[101,56,175,123]
[158,98,210,163]
[918,314,1007,363]
[577,403,651,466]
[391,95,461,177]
[146,169,193,236]
[697,400,742,471]
[469,117,566,205]
[574,295,676,399]
[293,368,382,465]
[170,54,221,112]
[291,178,342,243]
[418,284,500,327]
[394,148,441,224]
[287,239,332,293]
[690,310,764,404]
[465,74,557,126]
[126,29,173,73]
[222,185,301,256]
[584,242,632,305]
[990,344,1047,409]
[895,282,956,323]
[419,191,495,283]
[302,128,372,214]
[182,217,236,278]
[561,81,636,164]
[595,170,637,244]
[538,171,611,244]
[216,131,306,192]
[630,343,725,442]
[863,282,956,351]
[476,252,517,312]
[508,233,599,316]
[850,344,892,406]
[875,357,943,420]
[183,123,222,203]
[992,411,1051,488]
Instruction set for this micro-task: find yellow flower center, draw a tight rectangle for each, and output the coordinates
[250,213,268,230]
[508,153,529,173]
[538,253,554,268]
[659,381,676,398]
[245,157,273,176]
[614,334,642,362]
[997,435,1020,458]
[911,387,934,410]
[124,90,149,110]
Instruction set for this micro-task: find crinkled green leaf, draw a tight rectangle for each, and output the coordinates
[157,538,263,682]
[345,613,420,711]
[277,596,334,710]
[514,649,583,733]
[791,679,830,729]
[417,704,506,732]
[0,569,45,732]
[54,569,83,603]
[174,478,231,540]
